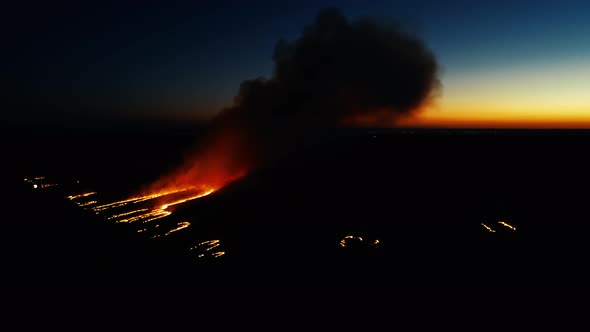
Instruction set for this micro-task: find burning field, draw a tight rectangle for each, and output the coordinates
[16,127,590,289]
[13,7,442,271]
[9,8,590,288]
[23,175,227,262]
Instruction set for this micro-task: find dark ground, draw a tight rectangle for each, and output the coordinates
[6,124,590,288]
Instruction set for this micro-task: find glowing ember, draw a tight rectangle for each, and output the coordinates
[67,192,97,200]
[165,221,190,235]
[107,208,149,220]
[340,235,363,248]
[90,187,203,214]
[150,221,192,239]
[77,200,97,207]
[190,239,224,258]
[141,210,172,224]
[133,187,194,203]
[481,222,496,233]
[25,176,60,190]
[191,239,221,251]
[160,188,215,210]
[498,221,516,231]
[91,196,149,212]
[340,235,380,249]
[117,209,171,224]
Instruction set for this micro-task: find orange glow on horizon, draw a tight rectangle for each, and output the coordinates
[342,100,590,129]
[397,105,590,128]
[343,104,590,129]
[398,59,590,128]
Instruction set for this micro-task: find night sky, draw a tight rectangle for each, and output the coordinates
[5,0,590,127]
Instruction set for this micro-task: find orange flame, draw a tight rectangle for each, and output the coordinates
[144,127,252,197]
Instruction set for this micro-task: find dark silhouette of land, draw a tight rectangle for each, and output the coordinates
[8,124,590,288]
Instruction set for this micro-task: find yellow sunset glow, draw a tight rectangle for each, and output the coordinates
[401,58,590,128]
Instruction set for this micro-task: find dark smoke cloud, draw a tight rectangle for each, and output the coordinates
[213,8,439,159]
[148,8,440,192]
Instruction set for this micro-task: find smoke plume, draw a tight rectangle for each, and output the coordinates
[147,8,440,193]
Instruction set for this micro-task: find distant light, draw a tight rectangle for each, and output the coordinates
[33,184,38,189]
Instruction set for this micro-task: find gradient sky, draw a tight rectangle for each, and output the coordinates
[4,0,590,127]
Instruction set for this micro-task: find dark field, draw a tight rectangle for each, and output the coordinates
[8,125,590,288]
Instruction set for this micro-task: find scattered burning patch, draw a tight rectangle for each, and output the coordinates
[85,187,214,225]
[481,220,518,234]
[22,176,223,262]
[190,239,225,259]
[24,176,59,191]
[339,235,380,249]
[65,185,215,244]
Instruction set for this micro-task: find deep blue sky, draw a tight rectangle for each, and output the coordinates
[4,0,590,124]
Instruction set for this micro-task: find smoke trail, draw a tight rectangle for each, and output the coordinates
[147,8,440,193]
